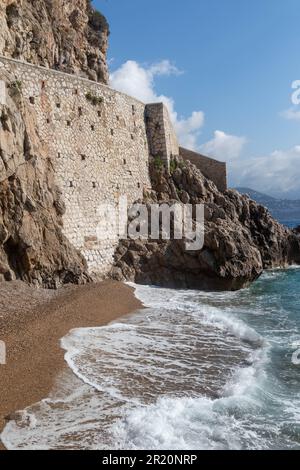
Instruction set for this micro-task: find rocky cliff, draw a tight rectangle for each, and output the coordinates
[0,2,299,292]
[113,158,300,290]
[0,70,89,287]
[0,0,109,83]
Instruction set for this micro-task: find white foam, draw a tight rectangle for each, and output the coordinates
[2,277,299,450]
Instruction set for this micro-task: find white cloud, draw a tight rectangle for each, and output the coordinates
[200,130,247,162]
[200,131,300,197]
[230,145,300,197]
[110,60,300,198]
[280,107,300,121]
[110,60,204,150]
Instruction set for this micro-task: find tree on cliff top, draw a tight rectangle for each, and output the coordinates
[87,0,110,34]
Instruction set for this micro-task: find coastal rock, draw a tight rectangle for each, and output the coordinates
[113,158,300,290]
[0,0,109,83]
[0,74,89,288]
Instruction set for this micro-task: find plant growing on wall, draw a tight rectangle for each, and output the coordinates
[153,155,164,171]
[9,80,22,96]
[170,158,178,174]
[85,92,103,106]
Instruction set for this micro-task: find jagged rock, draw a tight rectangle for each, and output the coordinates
[0,0,109,83]
[113,157,300,290]
[0,73,89,288]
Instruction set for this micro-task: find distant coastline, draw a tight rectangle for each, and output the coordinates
[235,187,300,224]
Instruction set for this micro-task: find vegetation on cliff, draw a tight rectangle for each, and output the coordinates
[0,0,109,83]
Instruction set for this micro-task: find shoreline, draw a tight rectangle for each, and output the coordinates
[0,280,142,450]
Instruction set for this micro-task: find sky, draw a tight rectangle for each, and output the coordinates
[94,0,300,199]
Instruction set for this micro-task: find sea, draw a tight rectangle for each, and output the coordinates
[1,220,300,450]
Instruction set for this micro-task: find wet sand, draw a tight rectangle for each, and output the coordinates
[0,280,142,450]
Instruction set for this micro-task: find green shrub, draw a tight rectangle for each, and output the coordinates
[170,158,178,174]
[85,92,103,106]
[88,5,110,34]
[153,155,164,171]
[9,80,22,92]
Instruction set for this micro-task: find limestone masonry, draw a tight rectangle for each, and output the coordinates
[0,55,227,277]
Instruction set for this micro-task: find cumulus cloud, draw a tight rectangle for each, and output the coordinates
[280,107,300,121]
[229,145,300,198]
[110,60,300,198]
[200,131,300,197]
[110,60,204,150]
[200,130,247,162]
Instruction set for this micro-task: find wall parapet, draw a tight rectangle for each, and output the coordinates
[0,55,146,107]
[180,147,227,192]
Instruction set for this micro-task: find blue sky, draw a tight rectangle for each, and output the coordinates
[94,0,300,198]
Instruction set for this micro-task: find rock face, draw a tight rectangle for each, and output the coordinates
[113,158,300,290]
[0,0,109,83]
[0,72,89,287]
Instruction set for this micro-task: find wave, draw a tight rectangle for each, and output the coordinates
[2,275,300,450]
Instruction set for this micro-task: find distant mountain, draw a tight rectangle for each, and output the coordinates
[235,187,300,225]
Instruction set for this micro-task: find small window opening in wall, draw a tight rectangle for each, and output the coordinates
[69,181,73,188]
[123,159,127,165]
[103,157,106,162]
[67,120,71,127]
[56,103,61,108]
[132,105,135,115]
[116,115,120,122]
[91,124,95,131]
[131,134,134,140]
[78,107,83,116]
[81,154,86,161]
[29,97,35,105]
[137,182,141,189]
[92,182,96,188]
[97,110,101,117]
[46,118,50,124]
[111,129,114,136]
[74,89,78,95]
[41,81,46,89]
[57,152,61,158]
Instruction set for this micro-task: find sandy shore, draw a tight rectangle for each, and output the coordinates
[0,280,142,450]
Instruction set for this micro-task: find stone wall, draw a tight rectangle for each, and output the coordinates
[0,55,227,278]
[145,103,179,167]
[0,56,151,276]
[180,147,227,192]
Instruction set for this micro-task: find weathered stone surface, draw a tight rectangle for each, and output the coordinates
[0,75,89,288]
[0,57,152,276]
[113,157,300,290]
[0,0,109,83]
[0,2,298,292]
